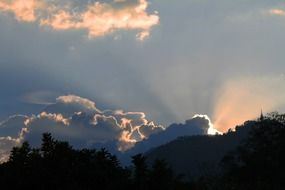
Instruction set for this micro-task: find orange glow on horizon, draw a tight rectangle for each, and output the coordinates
[212,76,285,132]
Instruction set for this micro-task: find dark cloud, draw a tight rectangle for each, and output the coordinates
[126,116,211,156]
[0,95,165,161]
[0,95,215,163]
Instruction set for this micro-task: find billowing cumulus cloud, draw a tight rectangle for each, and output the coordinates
[0,95,164,161]
[94,109,164,151]
[0,0,39,22]
[192,114,221,135]
[0,115,29,162]
[24,112,70,126]
[126,115,212,155]
[0,0,159,40]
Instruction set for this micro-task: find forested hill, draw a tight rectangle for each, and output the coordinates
[0,113,284,190]
[144,112,285,189]
[145,119,254,177]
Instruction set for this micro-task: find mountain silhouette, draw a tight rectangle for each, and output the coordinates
[145,120,254,177]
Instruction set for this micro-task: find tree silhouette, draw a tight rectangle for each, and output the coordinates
[41,132,55,158]
[149,159,174,189]
[131,154,149,190]
[219,114,285,190]
[9,141,31,164]
[2,113,284,190]
[0,133,134,189]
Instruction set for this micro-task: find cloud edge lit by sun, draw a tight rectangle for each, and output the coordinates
[0,0,159,41]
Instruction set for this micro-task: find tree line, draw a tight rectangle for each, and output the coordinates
[192,112,285,190]
[0,112,284,189]
[0,133,190,189]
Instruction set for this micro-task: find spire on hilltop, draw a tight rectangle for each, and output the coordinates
[260,109,264,121]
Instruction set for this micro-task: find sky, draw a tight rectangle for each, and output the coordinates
[1,0,285,133]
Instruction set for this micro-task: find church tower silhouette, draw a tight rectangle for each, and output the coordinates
[260,109,264,121]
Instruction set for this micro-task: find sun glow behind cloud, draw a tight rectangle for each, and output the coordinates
[192,114,221,135]
[0,0,159,40]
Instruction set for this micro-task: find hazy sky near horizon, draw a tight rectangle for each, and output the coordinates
[1,0,285,130]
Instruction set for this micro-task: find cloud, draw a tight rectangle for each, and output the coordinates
[21,90,60,105]
[0,0,40,22]
[0,0,159,40]
[24,112,70,126]
[0,95,164,161]
[0,95,219,162]
[192,114,221,135]
[0,137,18,162]
[126,115,212,155]
[0,115,29,162]
[41,0,159,41]
[56,95,101,113]
[269,9,285,16]
[95,109,164,151]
